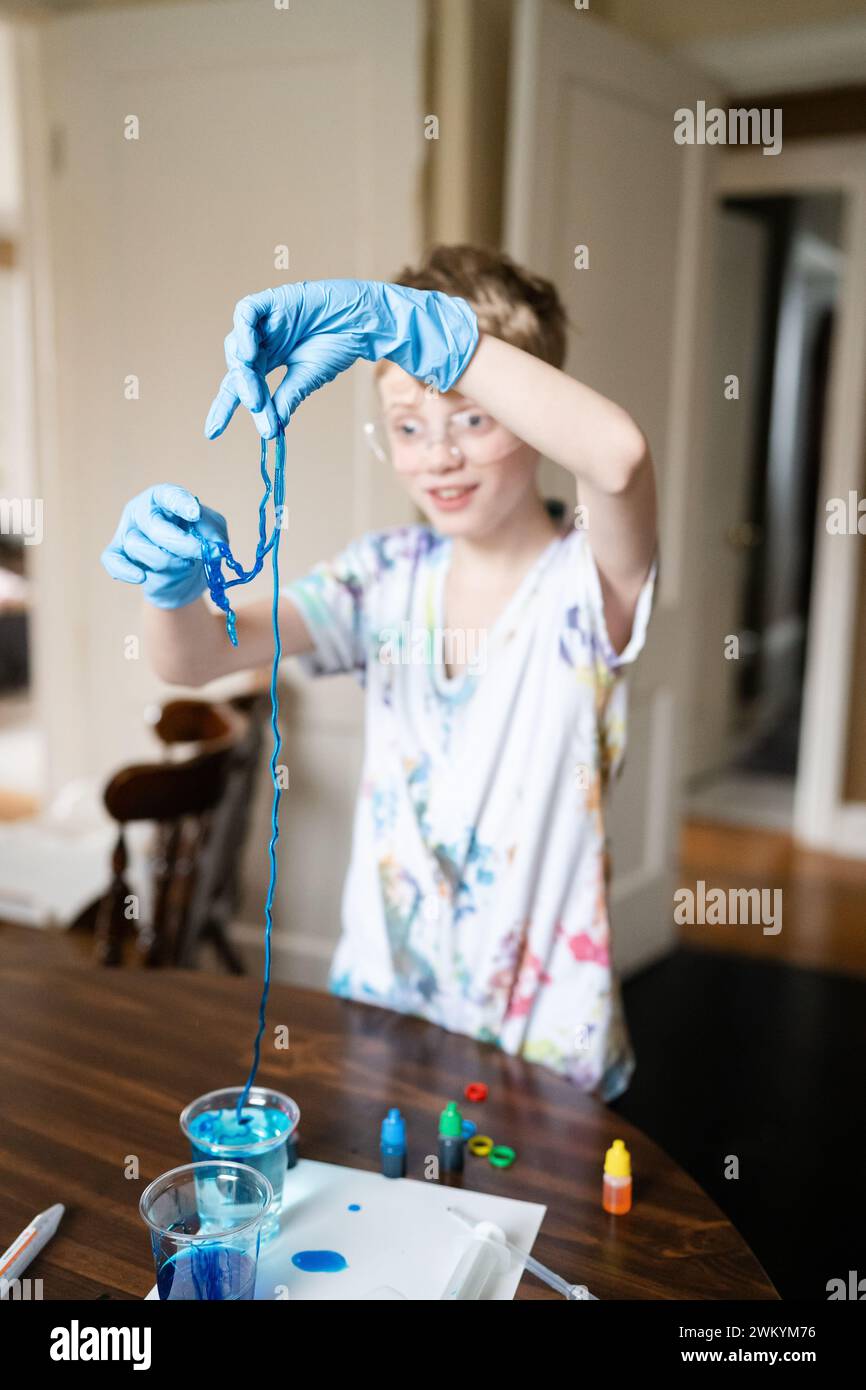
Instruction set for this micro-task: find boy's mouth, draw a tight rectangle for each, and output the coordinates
[425,483,479,512]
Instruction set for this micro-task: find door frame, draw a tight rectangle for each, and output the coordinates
[715,137,866,857]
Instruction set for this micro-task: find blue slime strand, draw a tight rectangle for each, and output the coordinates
[237,435,285,1120]
[192,428,286,1124]
[196,442,278,647]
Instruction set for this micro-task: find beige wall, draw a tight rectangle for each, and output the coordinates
[17,0,423,981]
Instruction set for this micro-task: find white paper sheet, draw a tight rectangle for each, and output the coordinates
[146,1157,546,1301]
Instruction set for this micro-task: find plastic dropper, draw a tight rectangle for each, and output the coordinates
[448,1207,598,1300]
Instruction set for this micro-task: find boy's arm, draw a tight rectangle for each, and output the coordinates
[143,594,314,688]
[458,334,657,653]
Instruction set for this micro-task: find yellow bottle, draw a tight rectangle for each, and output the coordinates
[603,1138,632,1215]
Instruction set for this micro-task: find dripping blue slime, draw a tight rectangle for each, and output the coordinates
[193,427,286,1123]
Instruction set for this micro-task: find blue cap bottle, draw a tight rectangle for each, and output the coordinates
[380,1108,407,1179]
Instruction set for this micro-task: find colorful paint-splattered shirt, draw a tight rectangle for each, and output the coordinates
[284,524,655,1101]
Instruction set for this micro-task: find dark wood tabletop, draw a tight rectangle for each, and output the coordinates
[0,925,777,1300]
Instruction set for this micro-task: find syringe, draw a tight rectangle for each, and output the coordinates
[447,1207,598,1300]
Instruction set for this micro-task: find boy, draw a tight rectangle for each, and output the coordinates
[102,246,656,1100]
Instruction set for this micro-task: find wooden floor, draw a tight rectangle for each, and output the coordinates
[617,811,866,1300]
[678,819,866,978]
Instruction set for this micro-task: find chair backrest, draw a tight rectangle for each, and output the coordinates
[103,744,234,823]
[96,697,267,968]
[173,694,270,968]
[147,699,236,747]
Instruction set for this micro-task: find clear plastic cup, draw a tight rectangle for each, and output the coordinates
[180,1086,300,1239]
[139,1161,272,1301]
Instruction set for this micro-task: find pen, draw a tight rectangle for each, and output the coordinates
[0,1204,65,1296]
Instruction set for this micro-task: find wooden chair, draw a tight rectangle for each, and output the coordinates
[95,695,269,969]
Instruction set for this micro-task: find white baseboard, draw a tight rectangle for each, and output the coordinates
[798,804,866,861]
[229,920,334,991]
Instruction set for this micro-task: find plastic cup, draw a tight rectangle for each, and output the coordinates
[180,1086,300,1239]
[139,1161,272,1301]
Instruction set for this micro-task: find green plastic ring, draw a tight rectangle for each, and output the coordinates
[488,1145,516,1169]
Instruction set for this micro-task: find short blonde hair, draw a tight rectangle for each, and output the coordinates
[391,244,567,369]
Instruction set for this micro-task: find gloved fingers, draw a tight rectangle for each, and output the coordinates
[123,527,185,574]
[225,360,268,419]
[150,484,200,523]
[231,289,280,364]
[224,363,279,439]
[272,360,328,426]
[209,350,278,439]
[143,510,203,561]
[205,374,242,440]
[101,547,145,585]
[195,504,229,544]
[251,403,281,440]
[271,374,300,426]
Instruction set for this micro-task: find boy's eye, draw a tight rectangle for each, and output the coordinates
[394,419,423,440]
[454,409,491,432]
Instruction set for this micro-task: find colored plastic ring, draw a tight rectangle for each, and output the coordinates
[468,1134,494,1158]
[461,1119,477,1140]
[488,1145,516,1169]
[464,1082,488,1103]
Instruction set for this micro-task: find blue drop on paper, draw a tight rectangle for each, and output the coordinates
[291,1250,349,1274]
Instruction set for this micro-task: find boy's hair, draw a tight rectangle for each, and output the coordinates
[391,244,567,369]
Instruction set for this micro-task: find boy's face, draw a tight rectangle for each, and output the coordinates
[377,364,540,539]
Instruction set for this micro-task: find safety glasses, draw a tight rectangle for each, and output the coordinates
[364,406,524,472]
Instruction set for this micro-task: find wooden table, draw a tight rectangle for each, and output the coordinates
[0,926,777,1300]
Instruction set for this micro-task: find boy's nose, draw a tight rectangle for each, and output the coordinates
[424,435,463,464]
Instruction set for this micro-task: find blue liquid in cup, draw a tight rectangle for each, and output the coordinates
[187,1107,291,1210]
[155,1242,257,1301]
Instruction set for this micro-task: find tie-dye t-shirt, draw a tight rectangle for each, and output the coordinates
[284,524,655,1101]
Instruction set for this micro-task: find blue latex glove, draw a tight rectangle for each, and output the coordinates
[101,484,228,609]
[205,279,479,440]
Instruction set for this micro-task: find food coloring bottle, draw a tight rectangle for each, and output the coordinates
[380,1108,407,1178]
[603,1138,632,1215]
[438,1101,465,1174]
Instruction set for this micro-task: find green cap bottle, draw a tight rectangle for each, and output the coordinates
[439,1100,463,1137]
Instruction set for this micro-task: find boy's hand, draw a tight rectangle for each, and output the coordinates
[101,485,228,609]
[205,279,479,440]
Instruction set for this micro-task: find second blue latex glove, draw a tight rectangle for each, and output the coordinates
[205,279,479,440]
[101,484,228,609]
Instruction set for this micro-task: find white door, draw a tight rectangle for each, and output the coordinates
[505,0,718,974]
[687,206,769,783]
[17,0,423,981]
